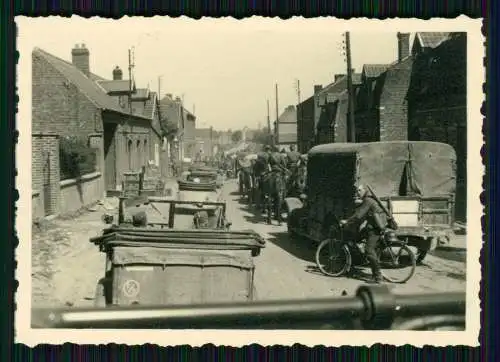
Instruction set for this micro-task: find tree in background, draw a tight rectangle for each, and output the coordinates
[159,116,179,141]
[252,127,273,146]
[231,130,243,143]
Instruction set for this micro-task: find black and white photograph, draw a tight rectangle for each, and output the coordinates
[16,16,482,346]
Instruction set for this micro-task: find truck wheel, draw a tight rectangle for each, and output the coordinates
[94,279,107,308]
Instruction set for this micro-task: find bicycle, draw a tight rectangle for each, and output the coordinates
[315,219,416,283]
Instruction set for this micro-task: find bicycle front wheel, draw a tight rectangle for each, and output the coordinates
[379,242,416,283]
[315,239,351,277]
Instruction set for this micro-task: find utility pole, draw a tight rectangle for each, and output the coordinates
[296,79,302,152]
[266,99,271,145]
[275,83,279,147]
[157,75,162,99]
[345,32,356,143]
[128,48,134,116]
[193,104,196,115]
[296,79,301,104]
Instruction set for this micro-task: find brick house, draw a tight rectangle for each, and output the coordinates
[315,72,362,144]
[158,94,197,162]
[353,32,467,221]
[296,93,315,153]
[276,105,298,149]
[355,33,413,142]
[32,44,166,217]
[407,32,467,221]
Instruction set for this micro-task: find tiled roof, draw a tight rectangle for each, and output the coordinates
[34,47,150,120]
[416,32,451,49]
[319,73,362,95]
[277,105,297,123]
[97,79,132,94]
[132,88,150,101]
[363,64,390,78]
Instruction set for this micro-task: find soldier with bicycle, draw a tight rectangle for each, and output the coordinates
[340,184,388,283]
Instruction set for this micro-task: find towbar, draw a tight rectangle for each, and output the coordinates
[31,285,465,330]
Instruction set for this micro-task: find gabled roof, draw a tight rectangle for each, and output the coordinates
[33,47,150,120]
[96,79,132,94]
[277,105,297,123]
[132,88,150,101]
[362,64,390,78]
[317,73,361,105]
[415,32,451,49]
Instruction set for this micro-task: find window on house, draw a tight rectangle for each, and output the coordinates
[127,139,133,170]
[136,140,141,169]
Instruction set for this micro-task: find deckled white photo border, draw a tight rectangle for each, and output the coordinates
[15,15,483,347]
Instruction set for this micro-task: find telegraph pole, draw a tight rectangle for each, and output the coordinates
[128,48,134,115]
[266,99,271,143]
[157,75,162,99]
[345,32,356,143]
[274,83,279,147]
[296,79,301,104]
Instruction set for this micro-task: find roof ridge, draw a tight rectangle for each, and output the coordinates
[34,46,107,81]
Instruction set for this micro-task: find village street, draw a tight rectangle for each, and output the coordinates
[31,179,467,309]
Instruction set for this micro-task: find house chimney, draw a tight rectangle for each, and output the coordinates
[334,74,345,82]
[112,66,123,80]
[397,32,410,62]
[314,85,323,94]
[71,43,90,76]
[175,96,182,103]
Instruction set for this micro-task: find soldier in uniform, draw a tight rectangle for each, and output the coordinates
[286,145,301,170]
[340,184,388,283]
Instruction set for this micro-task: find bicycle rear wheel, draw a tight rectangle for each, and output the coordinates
[315,239,351,277]
[379,242,416,283]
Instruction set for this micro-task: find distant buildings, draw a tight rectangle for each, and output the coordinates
[295,32,467,221]
[276,105,297,149]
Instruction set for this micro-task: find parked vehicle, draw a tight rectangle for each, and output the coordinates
[32,284,465,330]
[177,169,223,212]
[188,164,224,188]
[286,141,457,263]
[91,196,265,307]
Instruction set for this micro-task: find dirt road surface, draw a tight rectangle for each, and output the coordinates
[32,179,466,308]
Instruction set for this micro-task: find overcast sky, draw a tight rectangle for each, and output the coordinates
[17,17,423,130]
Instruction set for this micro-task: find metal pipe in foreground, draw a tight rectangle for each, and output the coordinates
[32,286,465,330]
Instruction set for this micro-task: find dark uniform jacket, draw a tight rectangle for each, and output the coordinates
[269,152,286,171]
[346,195,388,232]
[286,151,301,168]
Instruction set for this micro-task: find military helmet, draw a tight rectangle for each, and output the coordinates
[383,229,399,243]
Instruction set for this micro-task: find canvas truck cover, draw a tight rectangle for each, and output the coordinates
[111,246,255,304]
[90,228,266,253]
[306,141,456,231]
[308,141,456,198]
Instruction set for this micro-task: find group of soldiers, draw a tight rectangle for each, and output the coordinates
[234,144,307,213]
